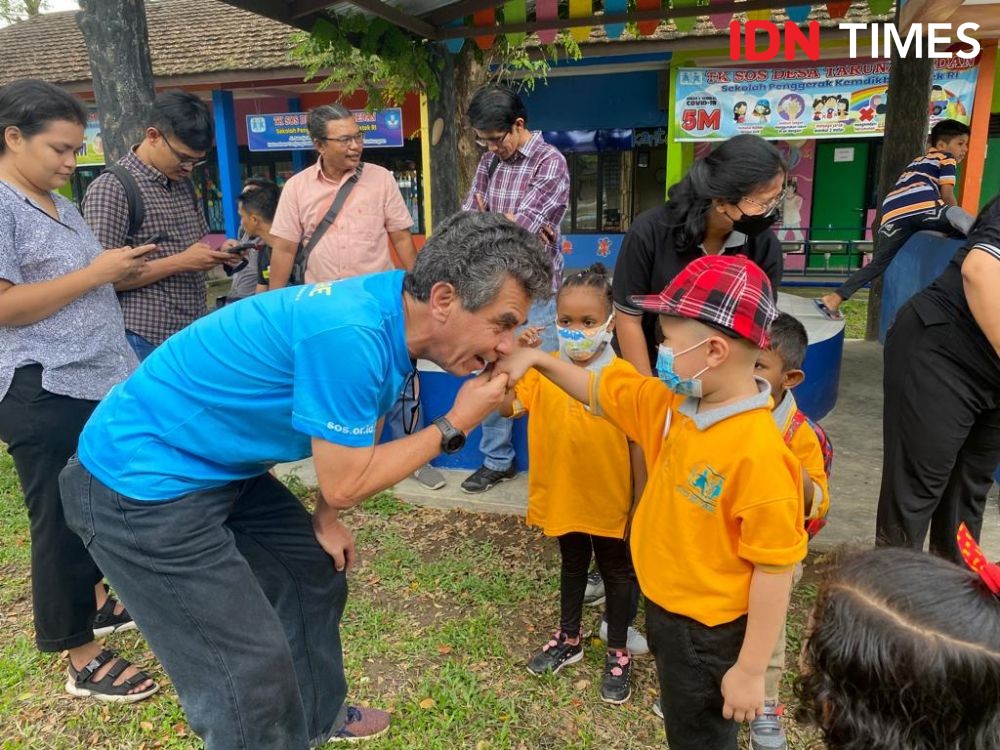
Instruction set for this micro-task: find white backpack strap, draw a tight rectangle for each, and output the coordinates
[662,408,672,439]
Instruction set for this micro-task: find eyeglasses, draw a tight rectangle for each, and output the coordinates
[400,369,420,435]
[159,132,206,169]
[321,134,365,146]
[475,131,511,149]
[740,187,788,215]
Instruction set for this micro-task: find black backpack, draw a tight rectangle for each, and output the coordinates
[101,164,199,244]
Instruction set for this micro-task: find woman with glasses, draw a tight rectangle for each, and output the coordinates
[0,79,158,702]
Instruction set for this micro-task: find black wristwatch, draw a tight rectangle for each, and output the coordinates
[432,416,466,454]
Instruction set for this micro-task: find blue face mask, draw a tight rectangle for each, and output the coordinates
[656,339,710,397]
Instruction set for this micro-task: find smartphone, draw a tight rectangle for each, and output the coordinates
[137,233,163,246]
[225,242,257,254]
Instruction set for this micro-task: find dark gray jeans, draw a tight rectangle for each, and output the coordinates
[59,460,348,750]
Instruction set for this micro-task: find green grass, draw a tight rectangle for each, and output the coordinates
[0,455,824,749]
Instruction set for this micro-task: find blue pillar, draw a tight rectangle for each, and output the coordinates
[289,98,308,174]
[212,89,241,238]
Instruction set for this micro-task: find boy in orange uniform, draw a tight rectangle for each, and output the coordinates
[749,311,833,750]
[497,255,808,750]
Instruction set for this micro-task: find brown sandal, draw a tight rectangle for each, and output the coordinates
[65,648,159,703]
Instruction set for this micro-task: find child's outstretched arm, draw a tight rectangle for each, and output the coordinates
[494,346,591,405]
[720,567,794,723]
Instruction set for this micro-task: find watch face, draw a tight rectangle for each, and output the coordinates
[445,433,466,454]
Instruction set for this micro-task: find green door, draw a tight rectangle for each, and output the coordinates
[810,140,871,270]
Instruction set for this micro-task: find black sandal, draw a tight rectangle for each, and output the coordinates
[65,648,159,703]
[93,592,137,638]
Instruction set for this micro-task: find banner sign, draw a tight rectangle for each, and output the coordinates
[247,108,404,151]
[76,109,106,166]
[673,59,978,141]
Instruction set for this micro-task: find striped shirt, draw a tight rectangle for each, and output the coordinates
[881,149,957,224]
[83,150,210,346]
[463,132,569,291]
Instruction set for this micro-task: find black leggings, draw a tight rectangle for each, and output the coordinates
[558,532,635,650]
[0,366,103,651]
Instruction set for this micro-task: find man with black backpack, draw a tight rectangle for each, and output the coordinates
[84,91,237,360]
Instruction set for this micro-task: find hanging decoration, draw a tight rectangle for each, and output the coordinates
[472,8,495,50]
[569,0,592,42]
[535,0,559,43]
[671,0,700,32]
[708,0,731,29]
[637,0,662,37]
[785,5,811,22]
[868,0,892,14]
[746,9,770,21]
[604,0,627,39]
[826,1,851,18]
[443,19,465,53]
[503,0,526,46]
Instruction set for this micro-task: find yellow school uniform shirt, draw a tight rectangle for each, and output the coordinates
[514,352,633,538]
[591,366,808,627]
[774,390,831,522]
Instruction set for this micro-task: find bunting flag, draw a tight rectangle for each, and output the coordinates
[746,9,770,21]
[568,0,592,42]
[637,0,661,37]
[671,0,700,32]
[443,19,465,53]
[709,0,732,30]
[472,8,495,50]
[826,1,851,18]
[503,0,526,46]
[868,0,893,13]
[535,0,558,43]
[786,5,811,22]
[604,0,627,39]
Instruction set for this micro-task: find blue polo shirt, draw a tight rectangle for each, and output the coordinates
[79,271,413,501]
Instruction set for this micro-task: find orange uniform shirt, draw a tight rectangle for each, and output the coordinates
[591,366,808,627]
[774,391,831,522]
[514,354,633,539]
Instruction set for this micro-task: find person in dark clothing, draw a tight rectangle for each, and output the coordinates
[876,195,1000,563]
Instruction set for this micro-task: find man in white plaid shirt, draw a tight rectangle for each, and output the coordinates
[460,85,570,494]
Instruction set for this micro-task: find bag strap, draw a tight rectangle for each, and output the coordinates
[104,164,144,242]
[487,154,500,180]
[300,163,364,270]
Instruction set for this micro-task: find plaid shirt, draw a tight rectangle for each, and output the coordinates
[463,132,569,291]
[83,150,210,345]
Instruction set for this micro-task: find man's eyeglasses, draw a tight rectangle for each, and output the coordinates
[741,186,788,215]
[159,132,206,169]
[321,134,365,146]
[475,131,511,149]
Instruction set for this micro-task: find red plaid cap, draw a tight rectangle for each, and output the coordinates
[629,255,777,349]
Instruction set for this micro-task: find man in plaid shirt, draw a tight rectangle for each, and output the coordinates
[460,85,569,494]
[84,92,237,360]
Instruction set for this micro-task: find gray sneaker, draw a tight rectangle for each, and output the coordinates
[413,464,446,490]
[583,571,605,607]
[749,701,787,750]
[598,620,649,655]
[652,697,663,719]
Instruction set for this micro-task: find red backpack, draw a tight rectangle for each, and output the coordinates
[784,408,834,537]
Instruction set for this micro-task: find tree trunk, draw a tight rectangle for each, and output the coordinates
[864,52,934,340]
[76,0,156,164]
[426,44,487,229]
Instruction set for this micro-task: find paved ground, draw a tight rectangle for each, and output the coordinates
[277,339,1000,555]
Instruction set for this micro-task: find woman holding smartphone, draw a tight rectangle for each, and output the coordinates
[0,79,158,702]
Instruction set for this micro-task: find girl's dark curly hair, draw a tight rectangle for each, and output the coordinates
[660,134,786,252]
[795,547,1000,750]
[559,262,612,315]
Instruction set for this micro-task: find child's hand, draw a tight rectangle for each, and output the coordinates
[495,346,541,385]
[518,326,545,348]
[720,662,765,724]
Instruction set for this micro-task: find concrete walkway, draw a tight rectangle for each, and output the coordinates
[277,340,1000,555]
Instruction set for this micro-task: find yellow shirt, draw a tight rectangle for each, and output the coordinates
[592,366,808,627]
[774,391,831,522]
[514,354,633,538]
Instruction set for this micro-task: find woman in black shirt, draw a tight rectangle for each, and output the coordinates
[613,135,786,373]
[877,195,1000,563]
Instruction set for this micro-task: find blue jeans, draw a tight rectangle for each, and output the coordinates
[479,297,558,471]
[59,461,349,750]
[125,330,156,362]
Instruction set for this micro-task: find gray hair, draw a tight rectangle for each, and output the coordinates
[307,103,353,141]
[405,212,553,311]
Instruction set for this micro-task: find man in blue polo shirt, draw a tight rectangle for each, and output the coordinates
[59,212,552,750]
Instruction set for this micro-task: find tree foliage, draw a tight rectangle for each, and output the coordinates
[0,0,47,25]
[291,14,582,110]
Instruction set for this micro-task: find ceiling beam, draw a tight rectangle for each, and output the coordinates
[425,0,504,26]
[434,0,807,39]
[334,0,440,37]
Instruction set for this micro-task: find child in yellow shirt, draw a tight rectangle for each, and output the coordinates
[502,263,638,704]
[497,255,808,750]
[749,311,833,750]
